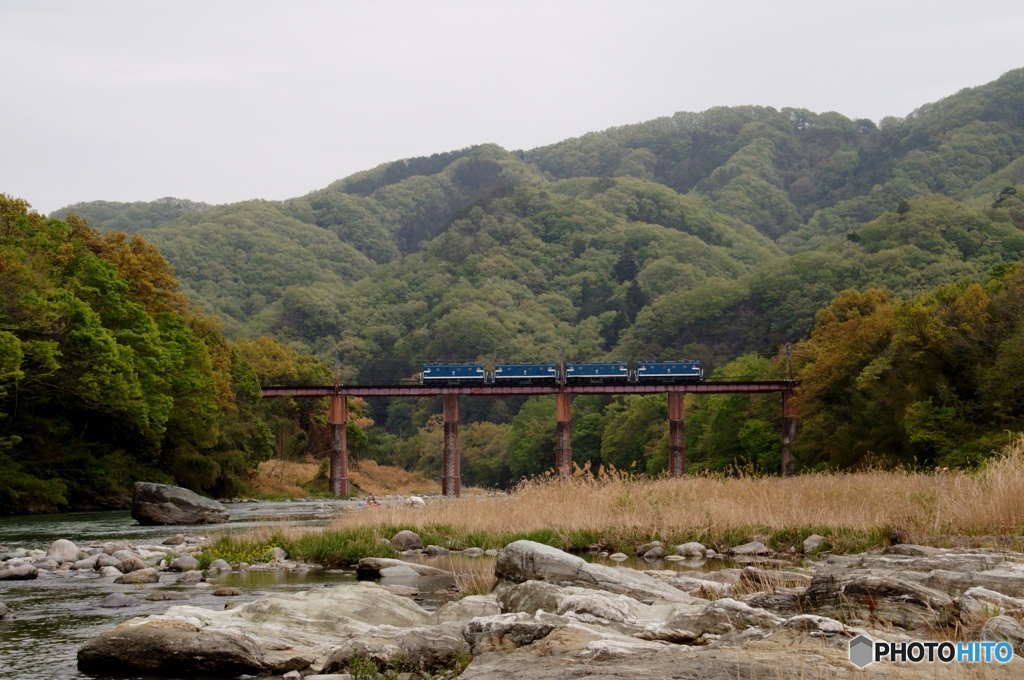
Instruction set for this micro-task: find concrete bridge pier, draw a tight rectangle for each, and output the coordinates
[442,394,461,496]
[555,391,572,478]
[329,393,349,496]
[668,391,685,476]
[781,389,797,477]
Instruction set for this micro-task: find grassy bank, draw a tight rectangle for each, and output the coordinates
[203,435,1024,567]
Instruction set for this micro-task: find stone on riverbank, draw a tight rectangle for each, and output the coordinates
[100,593,140,608]
[496,540,696,604]
[98,566,122,577]
[148,591,190,601]
[0,565,37,580]
[982,616,1024,654]
[177,570,204,585]
[356,557,449,577]
[676,542,705,557]
[170,555,200,571]
[78,619,265,676]
[47,539,80,564]
[163,534,185,545]
[131,481,229,526]
[391,530,423,551]
[0,601,11,619]
[322,625,469,674]
[115,568,159,584]
[802,534,826,553]
[729,541,770,556]
[214,588,242,597]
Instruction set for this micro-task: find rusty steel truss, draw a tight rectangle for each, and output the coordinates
[261,381,799,497]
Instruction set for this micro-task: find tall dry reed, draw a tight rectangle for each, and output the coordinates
[325,435,1024,548]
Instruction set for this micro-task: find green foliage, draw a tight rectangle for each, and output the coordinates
[790,265,1024,469]
[0,196,274,513]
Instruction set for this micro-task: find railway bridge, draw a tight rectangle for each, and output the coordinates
[261,380,799,497]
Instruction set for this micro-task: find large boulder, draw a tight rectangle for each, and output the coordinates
[391,530,424,551]
[495,541,696,603]
[131,482,229,525]
[78,619,265,676]
[47,539,80,564]
[322,625,469,674]
[356,557,448,577]
[0,565,37,580]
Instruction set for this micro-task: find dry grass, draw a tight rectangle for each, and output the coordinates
[322,434,1024,552]
[349,459,440,496]
[251,459,319,497]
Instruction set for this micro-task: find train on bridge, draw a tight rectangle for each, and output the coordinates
[420,360,702,385]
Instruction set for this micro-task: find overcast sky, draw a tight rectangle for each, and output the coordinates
[3,1,1024,213]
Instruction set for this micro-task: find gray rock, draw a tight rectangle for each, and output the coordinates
[802,534,826,553]
[642,546,665,560]
[0,565,38,580]
[0,601,11,619]
[131,481,229,525]
[424,545,450,556]
[608,552,628,561]
[356,557,449,577]
[981,615,1024,654]
[95,554,121,569]
[960,587,1024,624]
[391,530,424,551]
[495,579,578,615]
[47,539,80,564]
[740,566,812,590]
[118,557,145,573]
[98,566,122,577]
[462,547,485,557]
[803,571,956,631]
[147,591,190,601]
[270,547,287,561]
[208,559,231,571]
[634,541,661,557]
[213,587,242,597]
[170,555,200,571]
[77,619,264,676]
[72,556,98,571]
[926,568,1024,599]
[496,541,695,603]
[176,570,204,585]
[380,565,421,578]
[110,549,137,562]
[664,598,782,636]
[432,595,501,623]
[162,534,185,545]
[676,542,706,556]
[463,612,563,653]
[99,593,140,608]
[283,671,302,680]
[115,568,160,584]
[322,625,469,674]
[729,541,770,556]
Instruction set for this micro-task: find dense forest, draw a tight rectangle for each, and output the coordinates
[3,67,1020,509]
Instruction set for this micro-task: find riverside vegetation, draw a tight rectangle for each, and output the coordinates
[203,435,1024,570]
[4,68,1024,512]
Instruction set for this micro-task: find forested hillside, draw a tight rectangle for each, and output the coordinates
[40,67,1024,489]
[0,197,373,513]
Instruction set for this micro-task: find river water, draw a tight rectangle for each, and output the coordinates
[0,502,732,680]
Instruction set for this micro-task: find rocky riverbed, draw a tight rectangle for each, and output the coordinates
[51,537,1024,679]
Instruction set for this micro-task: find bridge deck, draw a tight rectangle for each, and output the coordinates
[261,381,795,398]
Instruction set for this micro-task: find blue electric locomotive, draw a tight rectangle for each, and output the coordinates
[493,363,558,383]
[564,362,630,382]
[636,361,702,382]
[421,363,486,383]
